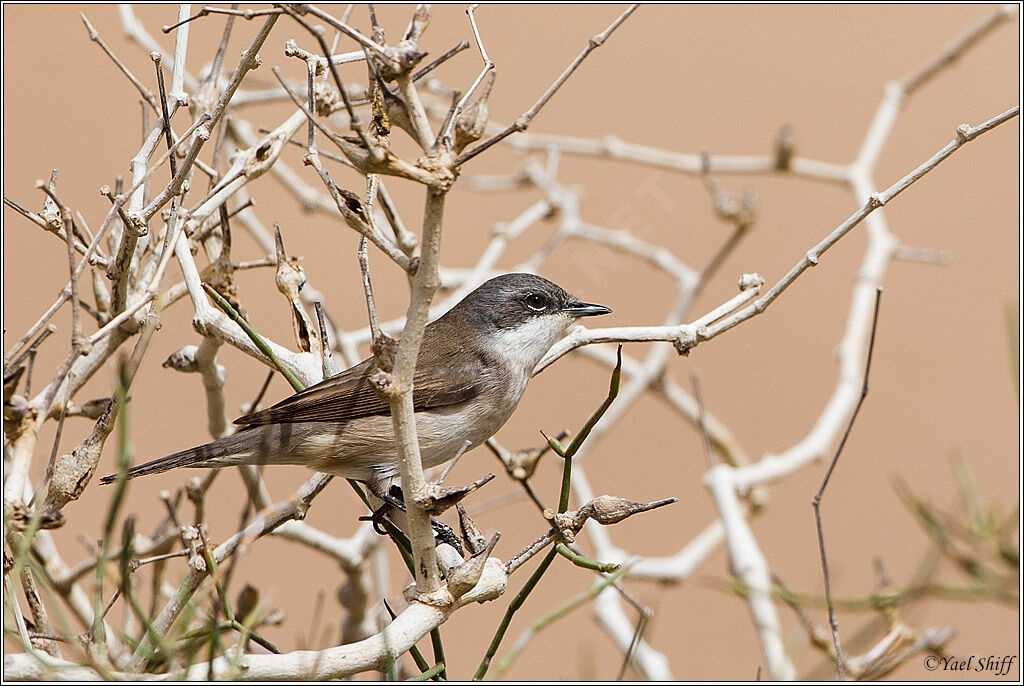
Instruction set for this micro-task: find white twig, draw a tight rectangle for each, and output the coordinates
[439,4,495,149]
[705,465,795,680]
[169,4,191,105]
[536,277,762,373]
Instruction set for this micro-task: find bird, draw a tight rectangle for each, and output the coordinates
[100,273,611,494]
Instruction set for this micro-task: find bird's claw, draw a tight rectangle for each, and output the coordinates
[361,485,467,556]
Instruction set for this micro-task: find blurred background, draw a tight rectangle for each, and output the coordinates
[3,4,1019,680]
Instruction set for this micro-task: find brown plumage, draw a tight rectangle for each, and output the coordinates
[99,273,610,489]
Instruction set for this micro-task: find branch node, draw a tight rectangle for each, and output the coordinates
[738,273,764,291]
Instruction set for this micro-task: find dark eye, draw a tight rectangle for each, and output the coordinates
[524,293,548,312]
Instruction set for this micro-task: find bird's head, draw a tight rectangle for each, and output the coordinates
[444,273,611,371]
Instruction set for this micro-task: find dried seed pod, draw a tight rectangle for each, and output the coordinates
[457,503,487,555]
[581,495,677,526]
[448,532,500,599]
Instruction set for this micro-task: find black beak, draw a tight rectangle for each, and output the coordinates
[563,301,612,317]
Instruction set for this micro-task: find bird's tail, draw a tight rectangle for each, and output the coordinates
[99,431,260,485]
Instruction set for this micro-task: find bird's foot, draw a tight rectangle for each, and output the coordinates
[431,518,463,554]
[361,484,466,556]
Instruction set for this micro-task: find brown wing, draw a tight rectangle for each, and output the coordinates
[234,352,488,427]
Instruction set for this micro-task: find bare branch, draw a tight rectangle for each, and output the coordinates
[457,5,639,165]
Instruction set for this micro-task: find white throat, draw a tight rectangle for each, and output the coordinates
[484,314,574,377]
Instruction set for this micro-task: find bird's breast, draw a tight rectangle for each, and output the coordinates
[416,376,525,470]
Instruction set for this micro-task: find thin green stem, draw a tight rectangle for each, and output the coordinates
[383,642,398,681]
[556,442,573,514]
[566,344,623,458]
[233,620,280,654]
[490,564,630,680]
[118,552,174,665]
[382,598,433,678]
[557,345,622,512]
[102,360,134,540]
[201,548,234,622]
[429,628,448,680]
[474,547,558,680]
[555,543,620,573]
[408,645,432,678]
[408,662,446,681]
[202,282,303,392]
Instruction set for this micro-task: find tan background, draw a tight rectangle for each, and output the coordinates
[3,4,1019,681]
